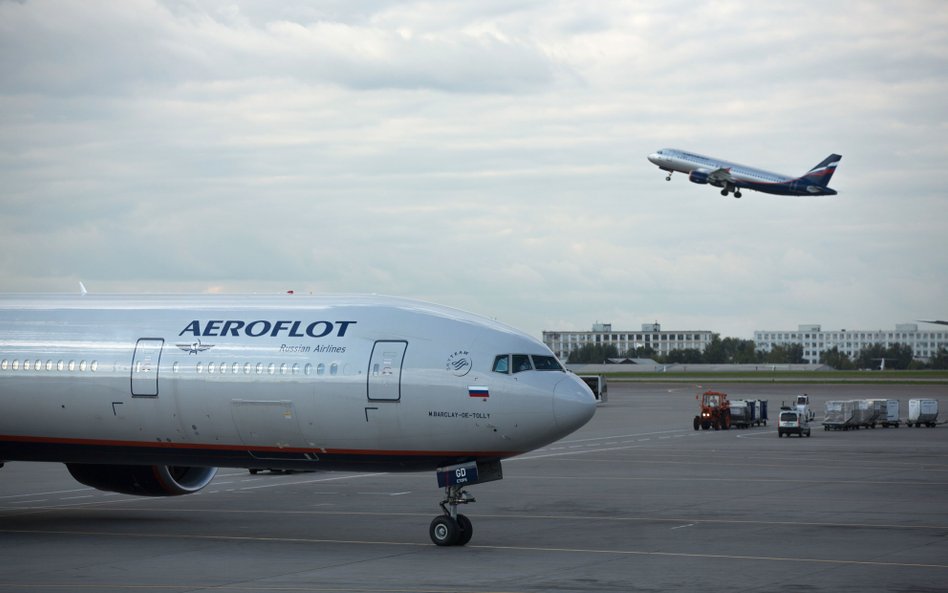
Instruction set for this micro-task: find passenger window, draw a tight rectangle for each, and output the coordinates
[492,355,509,374]
[512,354,532,373]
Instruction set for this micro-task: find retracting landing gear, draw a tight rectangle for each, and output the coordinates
[430,459,503,546]
[720,184,742,198]
[665,171,673,181]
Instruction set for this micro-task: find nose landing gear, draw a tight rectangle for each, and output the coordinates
[430,460,503,546]
[430,485,475,546]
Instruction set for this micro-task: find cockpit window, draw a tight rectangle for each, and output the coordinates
[511,354,532,373]
[531,355,563,371]
[492,355,510,374]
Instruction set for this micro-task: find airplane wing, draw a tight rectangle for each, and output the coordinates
[706,167,735,184]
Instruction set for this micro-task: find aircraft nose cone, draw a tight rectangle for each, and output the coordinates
[647,152,661,165]
[553,375,596,433]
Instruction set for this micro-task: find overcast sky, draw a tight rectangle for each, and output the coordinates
[1,0,946,340]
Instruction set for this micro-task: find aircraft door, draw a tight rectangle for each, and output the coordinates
[131,338,164,396]
[367,340,407,401]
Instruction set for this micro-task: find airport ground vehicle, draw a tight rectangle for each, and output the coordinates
[794,394,816,423]
[693,390,731,430]
[778,408,811,438]
[907,399,939,427]
[579,375,608,404]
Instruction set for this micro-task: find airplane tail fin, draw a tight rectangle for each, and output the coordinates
[801,154,841,187]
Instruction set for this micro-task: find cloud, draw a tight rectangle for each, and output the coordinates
[1,0,947,341]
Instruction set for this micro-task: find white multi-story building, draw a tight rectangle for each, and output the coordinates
[754,324,948,364]
[543,323,713,361]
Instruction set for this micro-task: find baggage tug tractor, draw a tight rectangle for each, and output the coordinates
[693,390,732,430]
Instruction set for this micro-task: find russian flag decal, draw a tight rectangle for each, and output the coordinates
[468,386,489,398]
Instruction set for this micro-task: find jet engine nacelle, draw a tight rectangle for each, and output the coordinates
[688,170,710,184]
[66,463,218,496]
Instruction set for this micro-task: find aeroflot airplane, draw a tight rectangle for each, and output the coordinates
[0,293,596,546]
[648,148,841,198]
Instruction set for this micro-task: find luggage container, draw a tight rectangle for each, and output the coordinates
[729,400,752,428]
[756,400,768,426]
[823,400,857,431]
[856,399,886,429]
[879,399,900,428]
[907,399,938,427]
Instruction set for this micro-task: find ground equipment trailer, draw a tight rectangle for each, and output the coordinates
[729,400,753,428]
[747,399,768,426]
[875,399,901,428]
[907,399,939,427]
[823,400,857,431]
[693,390,731,430]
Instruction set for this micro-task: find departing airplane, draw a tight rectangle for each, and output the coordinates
[0,293,597,546]
[648,148,841,198]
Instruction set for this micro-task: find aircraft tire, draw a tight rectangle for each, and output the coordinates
[456,514,473,546]
[430,515,460,546]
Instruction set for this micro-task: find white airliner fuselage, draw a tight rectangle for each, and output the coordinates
[0,293,596,546]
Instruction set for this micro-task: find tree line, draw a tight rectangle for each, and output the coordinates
[566,337,948,370]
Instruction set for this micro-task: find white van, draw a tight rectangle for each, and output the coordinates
[778,409,811,438]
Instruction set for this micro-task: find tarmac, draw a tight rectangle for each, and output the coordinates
[1,382,946,592]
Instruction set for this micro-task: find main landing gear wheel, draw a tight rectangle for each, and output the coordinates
[734,190,742,198]
[721,188,728,196]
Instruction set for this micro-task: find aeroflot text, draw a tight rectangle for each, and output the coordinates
[179,320,357,338]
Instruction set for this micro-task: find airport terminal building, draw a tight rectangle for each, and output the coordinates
[754,323,948,363]
[543,323,713,361]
